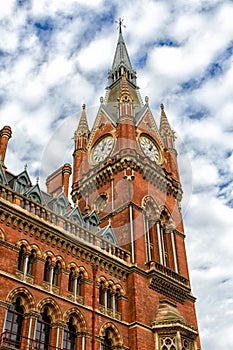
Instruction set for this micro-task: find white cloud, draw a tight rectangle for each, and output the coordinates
[0,1,233,349]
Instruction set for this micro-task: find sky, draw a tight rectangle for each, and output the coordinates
[0,0,233,348]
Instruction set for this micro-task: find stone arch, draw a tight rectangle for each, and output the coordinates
[142,196,160,220]
[63,307,87,332]
[77,266,88,279]
[42,250,56,263]
[54,255,66,269]
[0,227,6,241]
[6,287,35,313]
[15,239,31,252]
[113,283,125,295]
[67,262,78,270]
[99,322,122,345]
[67,263,88,278]
[36,298,62,322]
[30,243,42,258]
[159,205,175,227]
[97,275,108,288]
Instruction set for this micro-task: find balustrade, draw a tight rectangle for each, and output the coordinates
[0,184,130,263]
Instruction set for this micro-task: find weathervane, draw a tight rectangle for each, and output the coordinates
[115,17,126,34]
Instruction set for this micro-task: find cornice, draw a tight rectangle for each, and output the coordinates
[128,262,194,305]
[0,200,130,281]
[72,148,182,201]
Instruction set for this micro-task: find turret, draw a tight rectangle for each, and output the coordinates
[159,104,179,181]
[74,104,90,151]
[105,19,143,118]
[72,104,90,189]
[116,73,137,151]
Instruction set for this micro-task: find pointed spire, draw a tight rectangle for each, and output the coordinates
[112,18,132,72]
[159,103,172,131]
[75,104,90,138]
[105,21,143,117]
[119,72,134,103]
[74,104,90,151]
[159,103,175,149]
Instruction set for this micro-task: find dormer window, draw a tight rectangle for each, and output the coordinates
[16,177,28,194]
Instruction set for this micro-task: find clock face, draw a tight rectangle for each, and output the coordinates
[92,136,114,164]
[139,136,159,162]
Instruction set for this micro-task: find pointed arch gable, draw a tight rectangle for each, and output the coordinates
[25,184,44,205]
[87,105,117,151]
[159,205,175,226]
[15,239,31,251]
[136,106,164,147]
[66,206,84,226]
[30,244,42,258]
[13,169,32,194]
[63,307,87,332]
[6,287,35,312]
[97,276,108,288]
[50,192,69,215]
[36,298,62,321]
[97,225,118,245]
[84,210,100,227]
[42,251,55,261]
[142,196,160,220]
[99,322,122,345]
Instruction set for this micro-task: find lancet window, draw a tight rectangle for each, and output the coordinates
[4,297,24,349]
[17,245,27,272]
[101,328,113,350]
[17,245,37,278]
[68,268,84,302]
[35,307,51,350]
[62,315,77,350]
[143,197,179,273]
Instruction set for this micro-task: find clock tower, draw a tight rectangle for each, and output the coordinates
[72,23,201,350]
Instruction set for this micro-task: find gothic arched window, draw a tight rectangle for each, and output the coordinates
[53,261,61,286]
[94,193,108,212]
[77,271,83,296]
[68,267,75,292]
[115,288,120,312]
[27,249,36,275]
[102,328,113,350]
[56,198,66,215]
[62,316,77,350]
[43,257,51,282]
[4,297,24,348]
[99,281,105,306]
[35,307,51,350]
[17,245,26,272]
[107,286,112,309]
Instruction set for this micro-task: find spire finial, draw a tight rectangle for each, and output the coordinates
[160,103,166,116]
[82,103,86,110]
[115,17,126,34]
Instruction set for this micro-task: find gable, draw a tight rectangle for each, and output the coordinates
[97,225,118,245]
[136,106,163,147]
[24,184,44,205]
[87,105,117,151]
[12,169,32,194]
[66,206,84,226]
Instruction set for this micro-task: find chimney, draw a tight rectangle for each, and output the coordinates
[46,163,72,198]
[0,126,12,169]
[62,163,72,198]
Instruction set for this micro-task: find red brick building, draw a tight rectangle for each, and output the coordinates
[0,24,201,350]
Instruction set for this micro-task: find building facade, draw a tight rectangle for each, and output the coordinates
[0,25,201,350]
